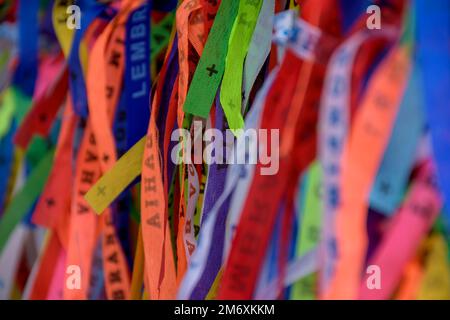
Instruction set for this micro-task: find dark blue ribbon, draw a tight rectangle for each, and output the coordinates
[67,0,108,117]
[125,2,152,148]
[415,0,450,229]
[12,0,39,96]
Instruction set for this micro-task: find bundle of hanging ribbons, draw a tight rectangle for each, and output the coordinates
[0,0,449,300]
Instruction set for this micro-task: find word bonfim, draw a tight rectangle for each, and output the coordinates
[171,121,280,175]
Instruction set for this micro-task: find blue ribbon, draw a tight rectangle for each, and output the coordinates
[68,0,107,118]
[369,66,424,215]
[12,0,39,96]
[125,2,152,148]
[154,0,177,12]
[415,0,450,229]
[113,90,133,267]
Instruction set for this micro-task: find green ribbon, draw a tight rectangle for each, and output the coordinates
[291,162,322,300]
[0,87,32,140]
[220,0,263,132]
[151,12,174,62]
[182,0,239,118]
[0,149,55,254]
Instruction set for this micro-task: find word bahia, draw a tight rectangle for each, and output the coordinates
[171,121,280,175]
